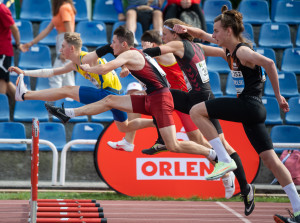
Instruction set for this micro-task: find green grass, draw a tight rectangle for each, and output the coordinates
[0,191,290,203]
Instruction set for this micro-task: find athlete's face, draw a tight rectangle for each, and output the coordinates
[162,27,176,44]
[60,40,72,59]
[212,21,228,47]
[111,35,125,56]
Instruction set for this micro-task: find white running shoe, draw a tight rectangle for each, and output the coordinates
[222,171,235,199]
[15,74,28,101]
[107,138,134,152]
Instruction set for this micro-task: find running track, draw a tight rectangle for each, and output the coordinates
[0,200,291,223]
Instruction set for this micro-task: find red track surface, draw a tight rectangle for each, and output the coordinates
[0,200,292,223]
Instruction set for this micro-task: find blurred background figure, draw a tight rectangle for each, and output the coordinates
[0,1,23,100]
[163,0,206,32]
[21,0,77,88]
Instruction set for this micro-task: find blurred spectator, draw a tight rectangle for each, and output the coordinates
[163,0,206,32]
[114,0,127,21]
[0,2,23,99]
[21,0,76,88]
[126,0,164,44]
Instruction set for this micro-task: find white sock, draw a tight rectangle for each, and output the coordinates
[207,149,217,161]
[283,183,300,213]
[209,138,231,163]
[123,138,132,145]
[222,174,231,187]
[65,108,75,118]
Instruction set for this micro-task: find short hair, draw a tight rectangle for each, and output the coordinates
[64,32,82,50]
[141,30,162,45]
[164,18,194,42]
[113,25,134,47]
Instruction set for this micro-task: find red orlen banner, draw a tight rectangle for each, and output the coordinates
[94,113,260,199]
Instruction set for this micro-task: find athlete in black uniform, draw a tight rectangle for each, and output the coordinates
[179,6,300,222]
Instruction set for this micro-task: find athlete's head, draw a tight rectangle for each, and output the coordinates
[141,30,162,49]
[163,19,193,43]
[60,32,82,58]
[111,26,134,55]
[213,5,251,47]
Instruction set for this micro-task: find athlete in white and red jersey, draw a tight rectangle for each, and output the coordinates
[46,25,216,162]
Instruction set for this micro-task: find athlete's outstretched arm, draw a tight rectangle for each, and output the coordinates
[8,62,75,78]
[201,44,226,60]
[143,41,185,58]
[173,24,217,44]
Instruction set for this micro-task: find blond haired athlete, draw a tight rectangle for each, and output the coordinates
[9,32,154,132]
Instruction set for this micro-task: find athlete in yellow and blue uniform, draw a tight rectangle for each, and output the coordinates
[10,32,128,122]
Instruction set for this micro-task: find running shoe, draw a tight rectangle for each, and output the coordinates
[15,74,28,101]
[205,159,237,180]
[107,138,134,152]
[274,210,300,223]
[242,184,255,216]
[45,102,70,123]
[222,171,236,199]
[142,142,167,155]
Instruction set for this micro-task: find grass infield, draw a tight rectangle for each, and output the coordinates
[0,191,290,203]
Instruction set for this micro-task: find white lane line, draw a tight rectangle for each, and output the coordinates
[216,201,251,223]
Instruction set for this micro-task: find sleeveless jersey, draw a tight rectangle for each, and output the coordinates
[226,43,265,97]
[158,61,188,92]
[75,51,122,91]
[175,40,211,92]
[129,48,169,94]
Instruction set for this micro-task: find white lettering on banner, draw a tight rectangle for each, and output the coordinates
[136,158,217,180]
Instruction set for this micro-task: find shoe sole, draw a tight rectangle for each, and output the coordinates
[15,75,23,101]
[273,215,285,223]
[142,149,168,155]
[206,165,237,180]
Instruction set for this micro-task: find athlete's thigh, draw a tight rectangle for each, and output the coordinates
[171,89,191,114]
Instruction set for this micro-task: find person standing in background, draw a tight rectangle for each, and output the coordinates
[0,1,23,100]
[21,0,76,89]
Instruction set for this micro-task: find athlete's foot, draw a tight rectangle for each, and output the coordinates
[222,171,235,199]
[15,74,28,101]
[241,184,255,216]
[274,210,300,223]
[45,102,70,123]
[142,141,167,155]
[107,138,134,152]
[206,159,237,180]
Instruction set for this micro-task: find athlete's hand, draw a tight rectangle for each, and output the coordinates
[173,24,188,34]
[80,64,91,72]
[8,66,24,75]
[120,66,130,78]
[277,95,290,113]
[18,44,27,52]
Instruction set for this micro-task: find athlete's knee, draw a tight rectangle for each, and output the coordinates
[189,103,206,119]
[60,85,75,97]
[103,94,117,108]
[165,142,180,153]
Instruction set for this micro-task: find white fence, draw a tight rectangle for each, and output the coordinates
[1,140,300,186]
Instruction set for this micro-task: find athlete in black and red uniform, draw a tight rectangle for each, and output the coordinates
[46,25,215,162]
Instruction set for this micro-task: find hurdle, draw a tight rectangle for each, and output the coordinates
[29,118,107,223]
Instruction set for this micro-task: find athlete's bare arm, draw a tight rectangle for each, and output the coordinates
[201,44,226,60]
[159,41,185,58]
[81,51,99,64]
[80,50,145,74]
[173,24,217,44]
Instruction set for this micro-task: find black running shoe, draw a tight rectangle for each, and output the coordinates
[274,210,300,223]
[241,184,255,216]
[45,102,70,123]
[142,142,167,155]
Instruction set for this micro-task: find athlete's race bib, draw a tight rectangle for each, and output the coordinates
[196,60,209,83]
[230,70,244,94]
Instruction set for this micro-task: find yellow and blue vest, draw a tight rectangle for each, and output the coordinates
[75,51,122,91]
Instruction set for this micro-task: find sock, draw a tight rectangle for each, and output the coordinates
[283,183,300,214]
[230,152,249,195]
[207,149,217,161]
[208,138,231,163]
[153,117,165,145]
[123,138,133,145]
[65,108,75,118]
[222,174,231,187]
